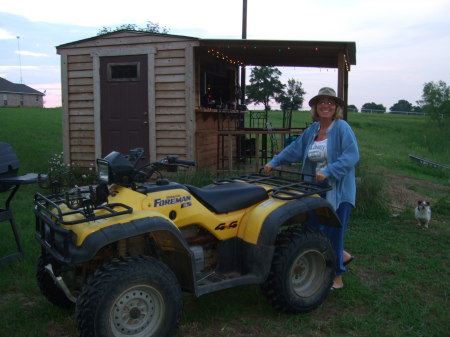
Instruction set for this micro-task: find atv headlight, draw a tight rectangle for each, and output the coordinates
[97,159,111,184]
[97,151,135,185]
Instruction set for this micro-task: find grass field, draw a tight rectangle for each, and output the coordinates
[0,107,449,337]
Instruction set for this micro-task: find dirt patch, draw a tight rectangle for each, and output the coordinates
[44,320,75,337]
[383,170,448,213]
[357,267,394,288]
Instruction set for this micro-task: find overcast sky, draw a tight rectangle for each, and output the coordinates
[1,0,449,110]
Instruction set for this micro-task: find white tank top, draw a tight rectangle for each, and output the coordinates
[308,138,327,173]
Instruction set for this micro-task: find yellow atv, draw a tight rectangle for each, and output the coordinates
[35,148,340,337]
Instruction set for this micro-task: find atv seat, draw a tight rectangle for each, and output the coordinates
[187,181,268,214]
[0,142,39,264]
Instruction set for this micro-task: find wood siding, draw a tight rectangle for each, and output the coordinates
[195,111,241,169]
[155,48,187,158]
[65,54,94,167]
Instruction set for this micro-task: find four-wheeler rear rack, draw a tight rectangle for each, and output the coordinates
[216,170,331,200]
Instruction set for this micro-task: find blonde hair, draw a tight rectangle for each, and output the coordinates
[310,103,344,121]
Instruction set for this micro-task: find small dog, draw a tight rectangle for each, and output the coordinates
[415,201,431,228]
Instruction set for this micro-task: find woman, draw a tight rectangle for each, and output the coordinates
[264,87,359,290]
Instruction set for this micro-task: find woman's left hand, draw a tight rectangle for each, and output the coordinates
[316,172,327,181]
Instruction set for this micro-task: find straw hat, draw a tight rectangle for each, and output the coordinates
[308,87,345,107]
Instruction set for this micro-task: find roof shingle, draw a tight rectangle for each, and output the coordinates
[0,77,44,96]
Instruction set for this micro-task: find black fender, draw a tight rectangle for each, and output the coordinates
[44,216,196,291]
[258,196,341,246]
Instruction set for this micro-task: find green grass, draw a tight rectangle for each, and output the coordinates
[0,107,449,337]
[0,107,63,173]
[263,110,449,178]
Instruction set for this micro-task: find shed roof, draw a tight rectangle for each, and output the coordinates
[0,77,45,96]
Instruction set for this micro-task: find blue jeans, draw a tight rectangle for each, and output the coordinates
[306,202,353,275]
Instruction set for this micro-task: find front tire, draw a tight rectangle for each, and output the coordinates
[76,256,183,337]
[262,226,335,313]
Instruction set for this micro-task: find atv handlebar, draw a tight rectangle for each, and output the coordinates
[133,156,195,183]
[166,156,195,167]
[98,149,195,186]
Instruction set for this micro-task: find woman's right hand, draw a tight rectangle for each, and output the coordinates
[263,164,273,173]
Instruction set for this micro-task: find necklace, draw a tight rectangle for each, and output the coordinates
[316,126,327,141]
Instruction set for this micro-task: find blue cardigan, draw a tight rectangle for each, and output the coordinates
[267,119,360,210]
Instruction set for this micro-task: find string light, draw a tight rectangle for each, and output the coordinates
[207,49,245,66]
[344,54,350,71]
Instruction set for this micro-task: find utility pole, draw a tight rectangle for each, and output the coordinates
[242,0,247,42]
[16,36,23,84]
[240,0,247,105]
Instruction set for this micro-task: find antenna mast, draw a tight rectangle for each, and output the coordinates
[17,36,23,84]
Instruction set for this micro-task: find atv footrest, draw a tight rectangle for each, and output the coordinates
[197,271,241,285]
[195,272,260,296]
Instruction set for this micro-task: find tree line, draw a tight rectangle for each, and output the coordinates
[246,66,449,125]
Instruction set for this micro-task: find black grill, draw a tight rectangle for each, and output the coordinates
[0,142,39,264]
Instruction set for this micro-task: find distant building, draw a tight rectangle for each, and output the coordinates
[0,77,45,108]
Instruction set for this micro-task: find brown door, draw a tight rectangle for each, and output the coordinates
[100,54,149,161]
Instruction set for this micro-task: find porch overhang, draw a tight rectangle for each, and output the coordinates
[198,39,356,68]
[197,38,356,119]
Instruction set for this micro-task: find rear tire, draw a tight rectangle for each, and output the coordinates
[76,256,183,337]
[262,226,335,313]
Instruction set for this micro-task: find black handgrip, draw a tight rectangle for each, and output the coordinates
[174,159,196,167]
[133,170,148,183]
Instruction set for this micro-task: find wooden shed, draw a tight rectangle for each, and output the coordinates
[56,31,356,170]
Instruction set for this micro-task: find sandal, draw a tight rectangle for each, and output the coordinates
[343,255,355,266]
[330,285,344,291]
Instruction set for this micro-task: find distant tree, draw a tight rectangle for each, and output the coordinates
[246,66,285,112]
[411,106,422,113]
[347,104,358,112]
[390,100,412,112]
[361,102,386,113]
[277,79,305,112]
[97,21,169,36]
[418,80,450,127]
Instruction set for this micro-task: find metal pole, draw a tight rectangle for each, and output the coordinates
[240,0,247,105]
[242,0,247,39]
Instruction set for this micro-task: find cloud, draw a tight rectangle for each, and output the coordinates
[0,28,16,39]
[0,65,40,71]
[16,50,49,57]
[0,65,60,88]
[1,0,450,111]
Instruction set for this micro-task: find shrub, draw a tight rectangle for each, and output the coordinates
[353,162,391,219]
[45,152,98,191]
[433,194,450,217]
